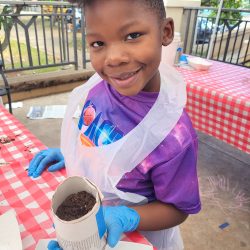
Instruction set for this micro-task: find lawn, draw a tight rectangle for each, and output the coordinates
[0,37,61,74]
[0,15,78,75]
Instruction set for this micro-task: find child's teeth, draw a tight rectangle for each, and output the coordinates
[120,72,135,80]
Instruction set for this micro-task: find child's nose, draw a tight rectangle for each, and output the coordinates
[105,44,129,66]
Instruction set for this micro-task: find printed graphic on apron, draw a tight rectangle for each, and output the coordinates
[78,100,124,147]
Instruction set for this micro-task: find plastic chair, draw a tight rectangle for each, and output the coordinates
[0,59,12,113]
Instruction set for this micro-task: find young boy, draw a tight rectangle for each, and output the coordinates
[29,1,201,249]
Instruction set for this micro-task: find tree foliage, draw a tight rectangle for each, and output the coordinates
[0,5,23,51]
[201,0,243,21]
[0,6,13,31]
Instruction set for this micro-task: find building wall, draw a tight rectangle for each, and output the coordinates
[164,0,201,7]
[164,0,201,34]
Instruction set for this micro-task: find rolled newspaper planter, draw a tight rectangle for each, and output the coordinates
[51,176,107,250]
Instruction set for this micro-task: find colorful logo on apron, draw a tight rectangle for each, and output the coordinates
[78,100,124,147]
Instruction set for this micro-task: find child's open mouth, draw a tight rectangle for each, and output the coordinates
[109,68,141,88]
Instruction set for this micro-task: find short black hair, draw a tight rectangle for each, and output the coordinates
[69,0,166,20]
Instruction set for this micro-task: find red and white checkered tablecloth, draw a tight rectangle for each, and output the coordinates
[176,59,250,154]
[0,107,155,249]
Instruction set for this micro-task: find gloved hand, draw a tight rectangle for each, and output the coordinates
[103,206,140,247]
[47,240,62,250]
[28,148,65,178]
[46,206,140,249]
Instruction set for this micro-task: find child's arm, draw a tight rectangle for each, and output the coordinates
[102,202,187,248]
[132,201,188,231]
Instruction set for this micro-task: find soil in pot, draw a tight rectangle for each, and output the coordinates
[56,191,96,221]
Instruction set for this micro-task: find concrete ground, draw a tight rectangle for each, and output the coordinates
[11,92,250,250]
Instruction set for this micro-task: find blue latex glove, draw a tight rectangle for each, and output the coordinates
[47,240,62,250]
[46,206,140,249]
[28,148,65,178]
[103,206,140,247]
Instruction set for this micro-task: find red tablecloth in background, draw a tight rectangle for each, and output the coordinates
[176,60,250,154]
[0,107,156,250]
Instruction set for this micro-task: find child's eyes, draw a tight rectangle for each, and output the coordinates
[126,32,141,40]
[91,41,104,48]
[89,33,141,48]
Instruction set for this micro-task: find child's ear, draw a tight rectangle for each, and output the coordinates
[162,18,174,46]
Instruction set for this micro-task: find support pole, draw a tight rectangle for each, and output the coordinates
[207,0,224,59]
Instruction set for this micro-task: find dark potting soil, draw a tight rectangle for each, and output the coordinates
[56,191,96,221]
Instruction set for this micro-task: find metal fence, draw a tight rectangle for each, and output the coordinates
[0,1,88,73]
[182,7,250,67]
[1,2,249,73]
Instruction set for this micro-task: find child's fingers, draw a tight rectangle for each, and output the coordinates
[48,161,65,172]
[47,240,62,250]
[32,156,54,178]
[28,152,45,176]
[107,223,123,248]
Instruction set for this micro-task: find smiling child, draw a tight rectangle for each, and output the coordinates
[29,1,201,249]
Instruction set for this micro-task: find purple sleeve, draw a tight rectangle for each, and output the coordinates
[151,138,201,214]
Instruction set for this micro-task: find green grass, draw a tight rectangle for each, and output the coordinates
[244,61,250,67]
[0,15,87,74]
[1,38,61,74]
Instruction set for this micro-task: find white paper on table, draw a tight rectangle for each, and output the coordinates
[5,102,23,109]
[36,239,153,250]
[27,105,67,119]
[27,105,81,119]
[0,209,22,250]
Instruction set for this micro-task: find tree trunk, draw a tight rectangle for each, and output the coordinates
[0,5,23,52]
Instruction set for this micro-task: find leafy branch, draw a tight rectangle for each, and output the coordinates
[0,4,23,52]
[201,0,243,22]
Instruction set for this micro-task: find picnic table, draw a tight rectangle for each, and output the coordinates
[176,60,250,154]
[0,106,155,249]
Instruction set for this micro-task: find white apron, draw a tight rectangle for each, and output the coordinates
[61,63,186,250]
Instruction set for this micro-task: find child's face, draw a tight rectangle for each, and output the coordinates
[85,0,173,96]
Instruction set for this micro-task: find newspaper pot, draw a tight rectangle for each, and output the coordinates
[51,176,107,250]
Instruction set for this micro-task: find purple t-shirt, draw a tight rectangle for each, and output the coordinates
[78,80,201,214]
